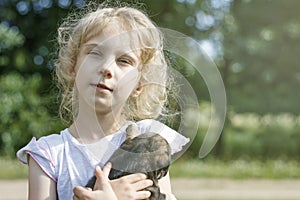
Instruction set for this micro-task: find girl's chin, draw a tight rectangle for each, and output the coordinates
[93,102,124,114]
[79,96,125,114]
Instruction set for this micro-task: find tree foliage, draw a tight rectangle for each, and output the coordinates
[0,0,78,156]
[0,0,299,158]
[224,0,300,114]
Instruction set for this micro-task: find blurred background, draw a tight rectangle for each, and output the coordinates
[0,0,300,199]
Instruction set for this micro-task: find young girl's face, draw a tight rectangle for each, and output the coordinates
[74,25,142,114]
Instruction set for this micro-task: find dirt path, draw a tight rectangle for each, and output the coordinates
[1,178,300,200]
[171,178,300,200]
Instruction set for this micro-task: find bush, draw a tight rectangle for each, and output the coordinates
[0,72,64,157]
[185,108,300,160]
[223,113,300,160]
[170,158,300,179]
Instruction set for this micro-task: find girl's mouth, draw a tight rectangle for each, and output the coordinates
[95,83,113,92]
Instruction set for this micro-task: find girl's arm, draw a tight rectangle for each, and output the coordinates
[28,156,57,200]
[158,172,175,199]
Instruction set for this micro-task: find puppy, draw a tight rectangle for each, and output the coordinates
[86,124,171,200]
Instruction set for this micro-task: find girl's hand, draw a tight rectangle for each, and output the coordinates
[110,173,153,200]
[73,163,118,200]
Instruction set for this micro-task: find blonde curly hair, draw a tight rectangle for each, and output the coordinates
[55,6,172,123]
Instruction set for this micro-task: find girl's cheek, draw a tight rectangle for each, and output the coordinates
[114,69,140,99]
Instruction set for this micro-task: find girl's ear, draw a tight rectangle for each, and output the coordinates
[70,67,76,78]
[71,70,76,78]
[131,84,143,97]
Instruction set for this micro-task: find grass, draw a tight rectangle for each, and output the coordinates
[170,158,300,179]
[0,157,27,179]
[1,156,300,180]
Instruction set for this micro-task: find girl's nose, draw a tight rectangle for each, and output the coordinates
[100,60,115,79]
[101,68,112,79]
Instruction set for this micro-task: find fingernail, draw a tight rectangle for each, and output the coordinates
[96,166,100,170]
[106,162,112,168]
[146,191,151,198]
[140,174,147,179]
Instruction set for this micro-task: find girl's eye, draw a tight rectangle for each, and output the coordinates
[88,50,102,56]
[118,57,134,66]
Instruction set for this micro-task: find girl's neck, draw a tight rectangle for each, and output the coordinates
[69,108,126,144]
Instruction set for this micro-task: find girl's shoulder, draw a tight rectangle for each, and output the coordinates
[16,129,69,165]
[16,129,71,182]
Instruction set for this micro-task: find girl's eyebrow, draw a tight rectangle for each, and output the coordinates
[122,51,140,65]
[82,43,103,54]
[83,43,101,49]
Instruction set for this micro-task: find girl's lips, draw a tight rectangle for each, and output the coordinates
[94,83,113,92]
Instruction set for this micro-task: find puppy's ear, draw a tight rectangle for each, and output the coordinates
[126,124,141,139]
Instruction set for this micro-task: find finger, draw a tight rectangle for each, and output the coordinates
[102,162,112,178]
[135,190,152,199]
[132,179,153,191]
[94,166,110,191]
[121,173,148,183]
[73,186,85,198]
[73,186,83,195]
[73,186,95,200]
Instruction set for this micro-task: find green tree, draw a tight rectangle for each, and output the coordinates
[0,0,78,156]
[147,0,300,158]
[224,0,300,114]
[3,0,299,159]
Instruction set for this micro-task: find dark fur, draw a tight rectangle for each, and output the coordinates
[86,132,171,200]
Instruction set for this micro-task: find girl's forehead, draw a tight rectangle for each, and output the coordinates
[85,23,142,55]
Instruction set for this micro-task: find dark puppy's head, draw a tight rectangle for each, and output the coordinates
[108,131,171,179]
[108,126,171,200]
[86,124,171,200]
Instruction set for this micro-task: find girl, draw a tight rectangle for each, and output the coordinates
[17,5,189,200]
